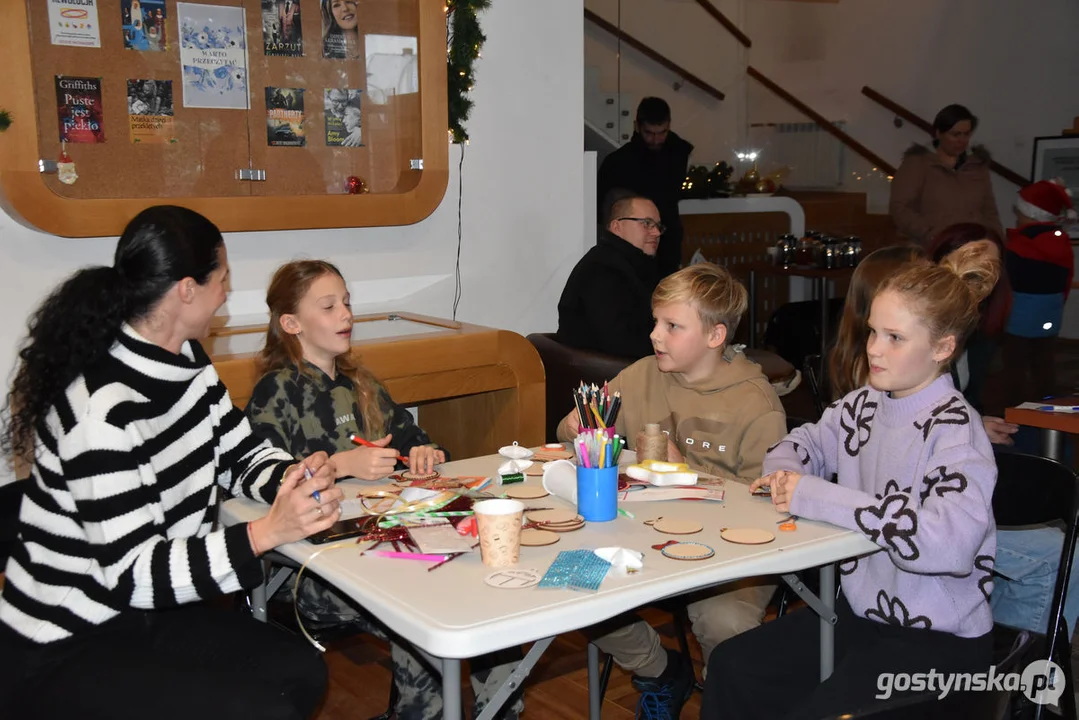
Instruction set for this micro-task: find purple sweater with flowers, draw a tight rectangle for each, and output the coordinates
[763,374,996,638]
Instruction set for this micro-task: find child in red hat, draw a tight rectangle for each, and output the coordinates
[1001,179,1075,405]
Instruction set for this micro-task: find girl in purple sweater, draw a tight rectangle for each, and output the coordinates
[702,242,1000,719]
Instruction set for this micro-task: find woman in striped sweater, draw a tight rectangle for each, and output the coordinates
[0,206,341,719]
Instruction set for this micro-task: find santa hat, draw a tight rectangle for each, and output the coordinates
[1015,179,1077,223]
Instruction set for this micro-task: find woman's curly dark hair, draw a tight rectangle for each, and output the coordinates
[3,206,223,463]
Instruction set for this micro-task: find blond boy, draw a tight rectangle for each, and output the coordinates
[557,263,786,717]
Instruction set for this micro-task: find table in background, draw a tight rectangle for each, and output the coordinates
[747,262,854,370]
[222,452,878,720]
[1004,400,1079,462]
[203,312,545,460]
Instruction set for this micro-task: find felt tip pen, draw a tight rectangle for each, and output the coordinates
[365,550,449,562]
[1038,405,1079,412]
[302,464,321,504]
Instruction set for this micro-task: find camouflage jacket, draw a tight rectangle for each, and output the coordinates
[245,363,444,469]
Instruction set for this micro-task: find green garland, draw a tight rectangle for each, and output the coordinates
[0,110,10,132]
[447,0,489,143]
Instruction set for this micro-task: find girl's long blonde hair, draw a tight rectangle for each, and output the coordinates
[258,260,386,438]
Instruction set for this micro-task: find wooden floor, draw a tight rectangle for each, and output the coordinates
[312,606,706,720]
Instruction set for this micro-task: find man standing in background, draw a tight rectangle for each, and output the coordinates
[597,97,693,278]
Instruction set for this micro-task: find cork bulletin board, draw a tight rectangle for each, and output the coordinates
[0,0,447,236]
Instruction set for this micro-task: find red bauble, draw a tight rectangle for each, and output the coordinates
[346,175,368,194]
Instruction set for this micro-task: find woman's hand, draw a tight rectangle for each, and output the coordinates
[250,452,343,551]
[334,434,399,480]
[983,416,1018,446]
[409,445,446,477]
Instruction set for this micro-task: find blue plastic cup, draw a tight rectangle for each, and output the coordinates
[576,465,618,522]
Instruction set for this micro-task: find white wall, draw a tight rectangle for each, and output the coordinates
[584,0,746,168]
[0,0,585,485]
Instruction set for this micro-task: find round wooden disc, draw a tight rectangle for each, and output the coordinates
[398,469,440,482]
[520,529,559,546]
[652,518,703,535]
[527,509,579,524]
[503,485,549,500]
[484,569,542,589]
[539,520,585,533]
[662,542,715,561]
[720,528,776,545]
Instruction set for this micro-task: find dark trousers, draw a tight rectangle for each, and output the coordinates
[0,603,327,720]
[701,594,992,720]
[1001,333,1057,408]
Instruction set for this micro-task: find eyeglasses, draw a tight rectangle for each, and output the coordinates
[616,217,666,234]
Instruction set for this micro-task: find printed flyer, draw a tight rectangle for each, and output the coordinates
[266,87,305,147]
[127,79,175,143]
[48,0,102,48]
[178,3,249,109]
[55,76,105,143]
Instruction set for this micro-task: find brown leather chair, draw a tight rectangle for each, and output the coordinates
[525,333,796,442]
[526,333,633,442]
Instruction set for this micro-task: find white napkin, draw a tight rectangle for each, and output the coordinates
[497,459,533,475]
[594,547,644,575]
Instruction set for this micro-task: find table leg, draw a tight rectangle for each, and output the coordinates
[475,637,554,720]
[749,268,758,348]
[820,564,836,682]
[250,559,269,622]
[442,658,463,720]
[587,642,602,720]
[818,276,829,378]
[1043,429,1064,463]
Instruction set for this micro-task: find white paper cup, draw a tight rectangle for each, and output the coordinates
[542,459,577,502]
[472,499,525,568]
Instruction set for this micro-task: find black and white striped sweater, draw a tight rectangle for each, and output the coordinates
[0,325,293,643]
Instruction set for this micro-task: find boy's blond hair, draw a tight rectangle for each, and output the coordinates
[652,262,748,338]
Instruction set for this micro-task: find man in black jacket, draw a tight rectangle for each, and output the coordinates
[597,97,693,278]
[556,193,661,360]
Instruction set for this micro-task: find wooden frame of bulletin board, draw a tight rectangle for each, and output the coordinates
[0,0,448,237]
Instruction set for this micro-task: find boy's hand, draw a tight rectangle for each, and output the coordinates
[666,438,684,464]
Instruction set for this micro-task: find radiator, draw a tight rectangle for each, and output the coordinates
[748,121,847,189]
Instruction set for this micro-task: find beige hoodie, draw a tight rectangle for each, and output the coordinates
[560,349,786,481]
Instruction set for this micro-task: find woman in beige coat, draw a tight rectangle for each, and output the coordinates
[889,104,1003,246]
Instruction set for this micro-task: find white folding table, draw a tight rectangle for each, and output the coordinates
[220,452,879,719]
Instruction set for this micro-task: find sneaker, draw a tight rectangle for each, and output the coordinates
[631,649,695,720]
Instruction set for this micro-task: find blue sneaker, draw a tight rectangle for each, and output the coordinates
[631,649,694,719]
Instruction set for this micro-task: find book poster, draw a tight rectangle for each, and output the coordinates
[48,0,102,48]
[266,87,305,147]
[122,0,167,51]
[55,76,105,144]
[324,89,362,147]
[128,79,175,143]
[178,3,249,110]
[261,0,302,57]
[321,0,358,59]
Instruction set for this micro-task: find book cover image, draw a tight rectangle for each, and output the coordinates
[48,0,102,48]
[321,0,358,59]
[55,76,105,144]
[324,89,362,147]
[127,79,175,143]
[261,0,302,57]
[122,0,167,52]
[266,87,305,147]
[178,3,249,110]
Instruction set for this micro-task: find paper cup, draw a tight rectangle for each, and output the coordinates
[542,459,577,502]
[473,498,525,568]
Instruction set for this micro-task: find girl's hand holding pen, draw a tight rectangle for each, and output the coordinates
[339,434,400,480]
[250,452,342,552]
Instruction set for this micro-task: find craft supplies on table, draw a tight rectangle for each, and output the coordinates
[538,549,612,592]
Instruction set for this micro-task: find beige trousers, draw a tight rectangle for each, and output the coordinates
[593,580,778,678]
